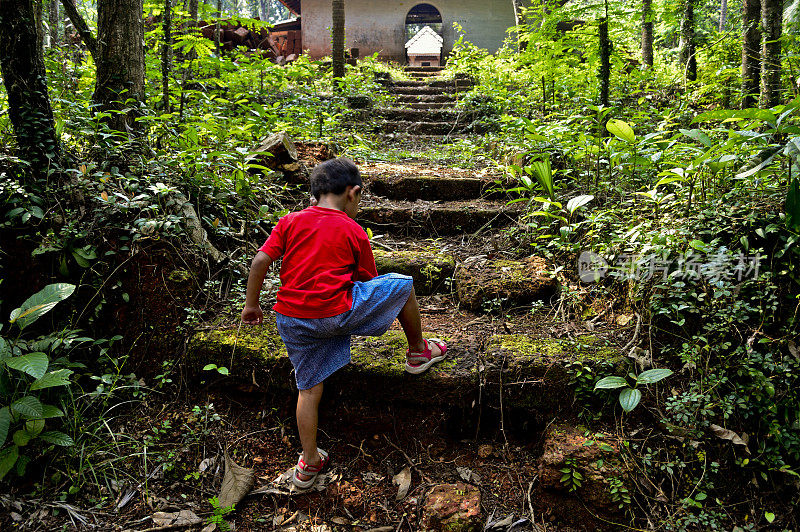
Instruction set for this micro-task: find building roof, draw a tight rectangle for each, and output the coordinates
[405,26,443,54]
[277,0,301,16]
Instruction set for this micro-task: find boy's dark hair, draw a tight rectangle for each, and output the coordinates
[310,157,362,199]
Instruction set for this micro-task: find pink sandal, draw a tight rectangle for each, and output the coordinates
[292,448,329,489]
[405,338,447,375]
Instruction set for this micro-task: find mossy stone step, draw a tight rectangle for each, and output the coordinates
[394,94,457,104]
[373,248,455,295]
[392,80,475,89]
[405,102,457,110]
[380,120,483,135]
[376,107,468,122]
[390,86,459,96]
[186,321,624,414]
[405,66,444,72]
[367,175,486,201]
[455,257,559,312]
[357,199,521,236]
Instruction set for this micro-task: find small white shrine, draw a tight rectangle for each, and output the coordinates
[405,25,444,67]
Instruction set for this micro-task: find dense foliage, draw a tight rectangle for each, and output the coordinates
[1,0,799,529]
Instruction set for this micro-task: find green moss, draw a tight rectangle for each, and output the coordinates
[373,248,455,295]
[487,333,623,366]
[351,331,457,376]
[167,269,193,284]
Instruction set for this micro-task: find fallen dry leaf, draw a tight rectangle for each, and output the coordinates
[392,467,412,500]
[709,424,750,454]
[151,509,202,527]
[218,453,255,508]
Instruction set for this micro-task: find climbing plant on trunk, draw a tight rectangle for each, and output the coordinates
[332,0,345,80]
[760,0,782,108]
[0,0,61,179]
[679,0,697,82]
[641,0,653,68]
[742,0,761,109]
[93,0,145,133]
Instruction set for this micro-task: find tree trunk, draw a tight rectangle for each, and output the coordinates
[260,0,270,22]
[679,0,697,82]
[34,0,44,53]
[162,0,172,113]
[93,0,145,133]
[642,0,653,68]
[742,0,761,108]
[0,0,61,178]
[760,0,782,108]
[719,0,728,31]
[60,0,97,59]
[598,1,611,106]
[332,0,345,79]
[48,0,59,46]
[215,0,222,58]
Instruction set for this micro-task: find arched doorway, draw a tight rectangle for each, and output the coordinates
[405,4,442,41]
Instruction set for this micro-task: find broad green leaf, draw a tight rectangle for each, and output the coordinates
[9,284,76,331]
[787,178,800,231]
[655,176,685,187]
[0,407,10,446]
[529,159,555,200]
[30,369,73,391]
[0,445,18,480]
[24,419,45,437]
[13,429,32,447]
[637,368,674,385]
[0,338,9,360]
[39,431,74,447]
[40,405,64,419]
[594,376,629,390]
[606,119,635,143]
[688,240,709,253]
[566,195,594,215]
[4,352,49,379]
[692,109,737,123]
[11,396,43,419]
[619,388,642,412]
[679,128,712,147]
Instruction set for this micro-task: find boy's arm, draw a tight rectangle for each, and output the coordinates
[241,251,273,325]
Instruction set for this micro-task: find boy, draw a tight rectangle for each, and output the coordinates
[241,157,446,488]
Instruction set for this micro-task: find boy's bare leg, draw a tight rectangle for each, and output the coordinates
[397,288,442,357]
[296,382,324,480]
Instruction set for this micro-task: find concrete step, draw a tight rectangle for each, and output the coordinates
[405,66,445,72]
[186,315,623,416]
[366,174,499,201]
[357,198,522,235]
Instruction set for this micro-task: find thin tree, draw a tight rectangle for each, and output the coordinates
[760,0,782,107]
[0,0,61,178]
[332,0,345,79]
[93,0,145,132]
[679,0,697,82]
[742,0,761,108]
[162,0,172,113]
[598,0,611,106]
[719,0,728,31]
[48,0,59,46]
[60,0,97,59]
[642,0,653,68]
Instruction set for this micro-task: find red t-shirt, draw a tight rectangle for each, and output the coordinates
[258,206,378,318]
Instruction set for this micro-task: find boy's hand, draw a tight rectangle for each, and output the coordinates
[241,306,264,325]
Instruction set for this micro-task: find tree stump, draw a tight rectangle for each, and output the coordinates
[250,132,298,170]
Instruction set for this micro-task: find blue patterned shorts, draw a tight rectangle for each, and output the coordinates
[276,273,414,390]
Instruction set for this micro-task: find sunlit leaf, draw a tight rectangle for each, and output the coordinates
[606,119,635,143]
[9,284,76,330]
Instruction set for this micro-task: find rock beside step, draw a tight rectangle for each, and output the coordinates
[455,257,559,312]
[373,248,455,295]
[422,482,482,531]
[357,199,521,235]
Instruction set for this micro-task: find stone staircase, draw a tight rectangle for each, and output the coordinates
[186,66,628,527]
[189,67,624,423]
